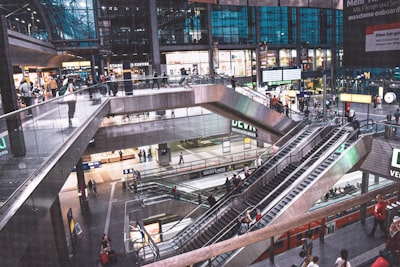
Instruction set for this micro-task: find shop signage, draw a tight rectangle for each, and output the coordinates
[0,137,9,156]
[390,148,400,178]
[231,120,257,138]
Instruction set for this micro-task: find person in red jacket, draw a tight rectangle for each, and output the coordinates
[368,194,388,238]
[386,215,400,266]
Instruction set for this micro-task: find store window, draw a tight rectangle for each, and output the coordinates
[217,50,252,77]
[165,51,209,77]
[315,49,332,71]
[278,49,297,68]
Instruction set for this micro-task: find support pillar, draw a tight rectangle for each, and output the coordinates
[123,61,133,95]
[76,158,89,212]
[360,171,370,225]
[0,16,26,156]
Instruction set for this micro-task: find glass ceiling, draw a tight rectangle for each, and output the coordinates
[0,0,96,42]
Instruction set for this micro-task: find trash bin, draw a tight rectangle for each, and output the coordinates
[385,125,395,139]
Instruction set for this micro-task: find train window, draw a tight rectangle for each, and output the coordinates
[275,240,284,249]
[296,233,303,242]
[314,227,320,236]
[327,215,334,221]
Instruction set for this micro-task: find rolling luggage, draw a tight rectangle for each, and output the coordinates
[100,252,109,265]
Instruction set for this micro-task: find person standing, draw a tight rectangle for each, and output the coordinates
[373,95,378,109]
[230,75,237,91]
[138,150,142,162]
[64,77,76,126]
[47,77,58,97]
[151,69,160,89]
[179,152,184,164]
[92,180,98,196]
[162,72,170,87]
[387,111,393,123]
[19,78,33,116]
[307,256,319,267]
[179,67,188,86]
[86,74,97,99]
[394,109,400,124]
[368,194,388,238]
[386,215,400,266]
[88,180,93,194]
[172,186,177,199]
[301,231,314,266]
[224,177,232,193]
[243,164,250,178]
[335,249,351,267]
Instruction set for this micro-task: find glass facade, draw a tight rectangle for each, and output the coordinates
[211,5,256,45]
[44,0,96,41]
[157,0,208,45]
[98,0,151,61]
[259,7,295,45]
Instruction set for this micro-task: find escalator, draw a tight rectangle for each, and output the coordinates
[138,123,329,263]
[208,125,366,266]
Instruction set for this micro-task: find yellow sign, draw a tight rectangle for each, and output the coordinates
[340,93,372,104]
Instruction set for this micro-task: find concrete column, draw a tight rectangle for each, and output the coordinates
[0,16,26,156]
[374,174,379,184]
[149,0,160,72]
[123,61,133,95]
[76,158,89,212]
[360,171,370,225]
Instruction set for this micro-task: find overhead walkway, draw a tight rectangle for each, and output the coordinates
[100,84,296,151]
[139,121,372,266]
[0,80,297,266]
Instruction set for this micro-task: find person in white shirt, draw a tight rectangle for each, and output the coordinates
[335,249,352,267]
[307,256,319,267]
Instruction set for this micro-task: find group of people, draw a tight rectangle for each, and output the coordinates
[367,194,400,267]
[237,209,262,235]
[138,149,151,162]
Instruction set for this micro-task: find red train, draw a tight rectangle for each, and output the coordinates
[254,192,398,262]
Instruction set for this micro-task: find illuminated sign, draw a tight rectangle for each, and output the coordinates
[340,93,372,104]
[390,148,400,178]
[0,137,9,156]
[231,120,257,138]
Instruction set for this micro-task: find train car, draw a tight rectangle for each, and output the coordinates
[254,192,398,262]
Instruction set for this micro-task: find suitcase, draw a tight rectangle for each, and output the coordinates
[100,252,109,265]
[108,249,117,263]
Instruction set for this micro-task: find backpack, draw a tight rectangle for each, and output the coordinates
[58,85,68,96]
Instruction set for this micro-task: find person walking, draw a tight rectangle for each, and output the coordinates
[368,194,388,238]
[19,78,33,116]
[335,249,351,267]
